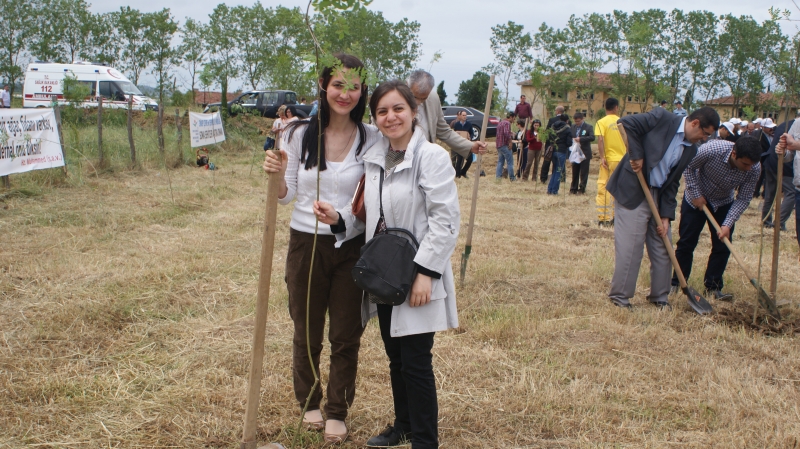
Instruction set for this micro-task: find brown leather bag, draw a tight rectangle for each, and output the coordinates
[351,174,366,222]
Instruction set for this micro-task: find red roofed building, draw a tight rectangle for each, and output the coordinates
[701,92,799,121]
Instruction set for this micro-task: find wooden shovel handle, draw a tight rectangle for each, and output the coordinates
[701,205,755,280]
[617,123,688,289]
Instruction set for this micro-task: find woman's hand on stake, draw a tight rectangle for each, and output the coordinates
[409,273,431,307]
[263,149,288,174]
[313,201,339,225]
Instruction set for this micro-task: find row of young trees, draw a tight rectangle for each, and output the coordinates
[0,0,421,106]
[485,8,800,118]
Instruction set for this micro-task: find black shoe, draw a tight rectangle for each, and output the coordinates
[461,173,468,179]
[480,170,486,177]
[611,300,632,310]
[652,301,672,311]
[781,224,787,231]
[366,426,411,447]
[706,289,734,302]
[765,222,774,229]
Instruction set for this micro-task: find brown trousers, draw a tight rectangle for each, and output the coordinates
[285,228,366,420]
[522,149,541,181]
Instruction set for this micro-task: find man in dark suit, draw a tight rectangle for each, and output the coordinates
[569,112,595,194]
[607,106,719,309]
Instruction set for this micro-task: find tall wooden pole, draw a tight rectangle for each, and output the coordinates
[53,104,68,177]
[769,45,800,299]
[127,97,136,165]
[97,97,103,167]
[460,74,494,288]
[241,155,282,449]
[175,108,184,165]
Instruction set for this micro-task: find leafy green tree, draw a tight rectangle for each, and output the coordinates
[456,71,501,111]
[87,13,120,66]
[437,81,447,105]
[30,0,96,63]
[485,21,533,110]
[113,6,152,84]
[145,8,179,105]
[227,3,272,90]
[0,0,34,97]
[316,8,421,81]
[262,6,315,95]
[179,18,207,105]
[207,3,237,117]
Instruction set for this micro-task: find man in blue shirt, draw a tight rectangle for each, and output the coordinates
[673,100,687,117]
[606,107,719,310]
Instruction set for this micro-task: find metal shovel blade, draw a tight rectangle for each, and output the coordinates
[750,279,782,320]
[683,285,714,315]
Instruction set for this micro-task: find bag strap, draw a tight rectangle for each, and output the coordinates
[377,167,420,249]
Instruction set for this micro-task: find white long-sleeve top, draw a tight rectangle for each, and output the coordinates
[278,122,382,235]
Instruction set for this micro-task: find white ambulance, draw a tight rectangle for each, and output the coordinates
[23,61,159,111]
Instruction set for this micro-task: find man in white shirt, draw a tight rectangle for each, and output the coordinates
[0,85,10,108]
[407,70,486,161]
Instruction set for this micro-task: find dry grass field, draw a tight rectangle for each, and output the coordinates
[2,136,800,448]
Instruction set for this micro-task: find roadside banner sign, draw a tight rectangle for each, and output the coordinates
[189,111,226,148]
[0,108,65,177]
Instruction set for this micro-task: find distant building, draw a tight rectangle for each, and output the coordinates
[701,92,799,121]
[517,72,649,122]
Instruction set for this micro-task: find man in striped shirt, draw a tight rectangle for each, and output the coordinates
[671,136,762,301]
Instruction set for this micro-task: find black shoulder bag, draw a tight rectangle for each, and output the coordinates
[351,168,419,306]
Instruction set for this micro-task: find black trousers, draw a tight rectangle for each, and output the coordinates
[671,199,734,291]
[377,304,438,449]
[540,156,557,182]
[454,153,472,177]
[570,159,590,192]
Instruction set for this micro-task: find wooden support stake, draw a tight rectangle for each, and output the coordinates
[175,108,184,165]
[157,104,165,155]
[53,104,68,177]
[128,97,136,165]
[459,74,494,288]
[241,156,282,449]
[97,96,103,167]
[1,175,9,189]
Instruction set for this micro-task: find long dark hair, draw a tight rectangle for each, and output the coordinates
[286,53,368,171]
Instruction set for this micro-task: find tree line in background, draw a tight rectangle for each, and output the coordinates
[0,0,421,107]
[484,8,800,118]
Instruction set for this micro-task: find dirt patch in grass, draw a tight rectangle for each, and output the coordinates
[715,302,800,336]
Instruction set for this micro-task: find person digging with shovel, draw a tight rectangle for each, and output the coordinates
[670,136,762,302]
[607,106,719,310]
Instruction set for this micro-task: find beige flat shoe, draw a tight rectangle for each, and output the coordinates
[302,410,324,431]
[323,420,348,445]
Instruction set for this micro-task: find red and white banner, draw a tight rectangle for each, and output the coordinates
[0,108,64,177]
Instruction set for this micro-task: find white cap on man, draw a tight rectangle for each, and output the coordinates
[741,120,749,126]
[720,122,734,134]
[754,118,763,124]
[730,118,742,125]
[761,118,777,128]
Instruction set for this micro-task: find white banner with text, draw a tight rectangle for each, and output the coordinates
[0,108,64,177]
[189,112,226,148]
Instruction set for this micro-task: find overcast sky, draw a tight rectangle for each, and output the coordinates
[90,0,798,105]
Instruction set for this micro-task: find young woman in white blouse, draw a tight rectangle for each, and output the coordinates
[314,80,460,449]
[262,54,380,444]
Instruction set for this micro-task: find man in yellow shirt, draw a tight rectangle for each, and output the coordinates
[594,97,625,226]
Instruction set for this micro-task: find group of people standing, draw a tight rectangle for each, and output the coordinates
[262,55,485,448]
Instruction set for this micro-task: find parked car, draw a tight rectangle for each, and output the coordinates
[441,106,499,140]
[203,90,314,118]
